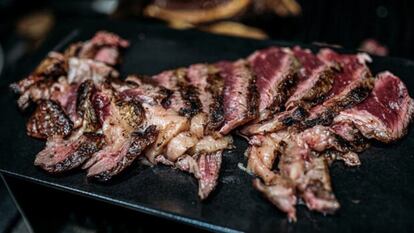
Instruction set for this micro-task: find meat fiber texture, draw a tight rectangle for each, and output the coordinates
[10,31,414,221]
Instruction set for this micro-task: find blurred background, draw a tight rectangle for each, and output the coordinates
[0,0,413,232]
[1,0,414,82]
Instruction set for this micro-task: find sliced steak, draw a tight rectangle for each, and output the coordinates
[196,151,222,199]
[215,60,259,134]
[300,125,368,153]
[75,80,101,130]
[285,46,334,110]
[163,85,202,118]
[144,105,190,163]
[186,64,212,113]
[33,83,107,173]
[113,75,192,164]
[34,133,104,173]
[152,68,187,90]
[26,100,73,139]
[83,88,146,175]
[302,49,374,127]
[10,52,67,110]
[10,52,66,95]
[87,125,158,181]
[68,31,129,66]
[175,151,223,199]
[248,47,299,120]
[186,64,226,131]
[120,75,169,105]
[242,49,374,135]
[334,71,414,143]
[154,68,203,118]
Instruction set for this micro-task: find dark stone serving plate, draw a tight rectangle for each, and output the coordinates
[1,19,414,233]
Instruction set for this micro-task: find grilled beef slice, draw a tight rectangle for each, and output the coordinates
[34,82,105,172]
[302,49,375,128]
[242,48,374,135]
[84,87,149,180]
[27,100,73,139]
[34,133,104,173]
[186,64,226,131]
[247,47,299,120]
[215,60,259,134]
[10,52,67,110]
[87,125,158,181]
[172,151,223,199]
[154,68,203,118]
[334,71,414,143]
[285,46,335,110]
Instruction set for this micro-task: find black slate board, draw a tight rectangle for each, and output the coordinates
[1,20,414,233]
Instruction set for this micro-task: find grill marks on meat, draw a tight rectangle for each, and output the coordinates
[187,64,226,131]
[176,85,202,117]
[303,49,374,128]
[26,32,132,176]
[285,47,334,110]
[334,71,414,143]
[14,36,414,221]
[87,125,158,181]
[11,31,126,111]
[207,70,225,131]
[34,133,104,173]
[154,69,203,118]
[33,83,105,173]
[241,47,335,136]
[27,100,73,139]
[247,47,299,120]
[120,75,170,105]
[242,49,374,136]
[84,87,150,180]
[151,66,232,198]
[300,125,367,154]
[216,60,259,134]
[10,52,65,94]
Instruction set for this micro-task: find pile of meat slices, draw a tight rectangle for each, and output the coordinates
[11,31,414,221]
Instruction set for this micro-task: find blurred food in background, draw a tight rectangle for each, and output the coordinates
[16,10,54,49]
[201,21,268,39]
[359,38,389,56]
[143,0,301,38]
[0,0,413,71]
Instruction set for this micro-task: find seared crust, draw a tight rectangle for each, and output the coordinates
[34,133,104,173]
[207,70,225,131]
[303,77,374,128]
[91,125,158,181]
[27,100,73,139]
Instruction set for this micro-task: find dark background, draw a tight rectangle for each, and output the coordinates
[0,1,413,233]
